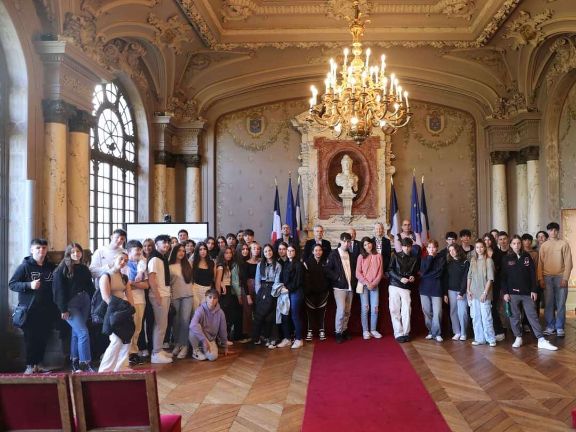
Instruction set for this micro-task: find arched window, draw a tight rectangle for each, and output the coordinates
[90,82,137,250]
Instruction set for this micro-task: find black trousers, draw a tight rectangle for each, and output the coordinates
[138,290,154,353]
[491,283,505,335]
[305,292,329,332]
[22,306,53,366]
[220,288,243,340]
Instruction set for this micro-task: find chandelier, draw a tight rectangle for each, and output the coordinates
[307,0,412,143]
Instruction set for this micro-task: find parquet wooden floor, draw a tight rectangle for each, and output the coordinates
[152,313,576,431]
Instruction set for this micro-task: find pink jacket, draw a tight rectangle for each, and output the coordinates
[355,254,383,289]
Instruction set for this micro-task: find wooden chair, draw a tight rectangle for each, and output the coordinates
[0,373,74,431]
[71,370,181,432]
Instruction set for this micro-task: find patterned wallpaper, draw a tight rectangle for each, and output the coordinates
[391,102,477,239]
[559,82,576,209]
[215,100,308,241]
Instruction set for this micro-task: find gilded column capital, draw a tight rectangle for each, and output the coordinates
[42,99,74,124]
[180,154,201,168]
[520,145,539,161]
[69,109,95,133]
[490,151,511,165]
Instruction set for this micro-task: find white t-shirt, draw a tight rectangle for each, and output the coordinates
[338,249,352,291]
[131,258,148,305]
[147,256,171,298]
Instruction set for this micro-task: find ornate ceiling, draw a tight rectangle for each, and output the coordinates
[176,0,521,49]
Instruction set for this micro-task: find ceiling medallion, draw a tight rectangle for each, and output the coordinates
[306,0,412,143]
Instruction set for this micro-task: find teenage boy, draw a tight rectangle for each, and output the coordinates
[439,232,458,259]
[459,229,474,260]
[9,238,56,374]
[325,232,354,343]
[178,229,189,245]
[303,225,332,263]
[498,231,510,252]
[126,240,149,365]
[388,238,419,343]
[538,222,573,337]
[189,288,229,361]
[90,229,127,278]
[148,234,173,364]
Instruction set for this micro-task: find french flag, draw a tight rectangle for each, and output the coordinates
[420,176,430,246]
[271,181,282,243]
[410,174,422,245]
[390,178,400,238]
[295,176,303,244]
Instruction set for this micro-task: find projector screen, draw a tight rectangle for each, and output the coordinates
[125,222,209,243]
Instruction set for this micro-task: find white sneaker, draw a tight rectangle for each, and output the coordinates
[172,345,182,356]
[177,346,188,359]
[489,341,497,347]
[162,342,171,349]
[370,330,383,339]
[495,333,506,342]
[459,335,467,341]
[192,350,207,361]
[512,337,523,348]
[425,334,433,340]
[226,340,234,346]
[277,338,292,348]
[291,339,303,349]
[139,349,149,357]
[435,336,443,342]
[363,331,371,340]
[538,338,558,351]
[151,352,173,364]
[452,334,461,341]
[267,343,277,349]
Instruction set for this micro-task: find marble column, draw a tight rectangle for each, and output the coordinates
[490,151,510,232]
[523,146,541,234]
[42,100,73,250]
[182,155,201,222]
[166,154,176,221]
[67,110,93,248]
[153,151,169,222]
[515,152,528,235]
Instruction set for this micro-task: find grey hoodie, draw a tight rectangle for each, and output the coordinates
[189,302,228,344]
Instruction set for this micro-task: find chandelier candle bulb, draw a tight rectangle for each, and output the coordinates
[404,91,409,108]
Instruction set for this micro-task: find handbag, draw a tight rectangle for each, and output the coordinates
[12,304,29,328]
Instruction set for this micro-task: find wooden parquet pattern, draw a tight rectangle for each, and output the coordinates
[153,313,576,431]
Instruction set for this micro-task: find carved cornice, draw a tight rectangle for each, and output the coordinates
[42,99,75,124]
[69,110,95,133]
[504,9,554,50]
[521,146,540,161]
[180,154,201,168]
[178,0,521,50]
[490,151,511,165]
[485,124,516,149]
[167,92,199,122]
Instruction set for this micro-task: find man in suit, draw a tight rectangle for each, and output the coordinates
[303,224,332,263]
[273,224,296,252]
[373,222,392,272]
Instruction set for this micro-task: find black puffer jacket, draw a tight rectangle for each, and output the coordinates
[102,296,135,344]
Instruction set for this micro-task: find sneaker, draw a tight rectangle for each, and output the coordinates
[151,352,173,364]
[33,365,47,373]
[452,334,461,341]
[471,341,484,346]
[363,331,371,340]
[435,336,443,342]
[177,346,189,359]
[512,337,523,348]
[277,338,292,348]
[239,338,252,344]
[335,333,343,344]
[226,340,234,346]
[172,345,182,357]
[291,339,303,349]
[253,338,262,346]
[489,341,497,347]
[425,334,433,340]
[192,350,207,361]
[24,365,34,375]
[71,359,80,373]
[537,338,558,351]
[403,335,411,342]
[556,329,565,337]
[459,335,467,341]
[267,343,277,350]
[139,349,150,358]
[319,330,326,341]
[128,354,140,366]
[395,336,405,343]
[495,333,506,342]
[543,328,555,336]
[370,330,383,339]
[306,330,313,341]
[162,342,171,350]
[79,362,96,373]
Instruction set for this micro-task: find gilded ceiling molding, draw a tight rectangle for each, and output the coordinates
[177,0,520,50]
[101,39,150,94]
[445,47,512,91]
[491,85,530,120]
[504,9,554,50]
[147,13,193,54]
[167,92,200,122]
[546,37,576,89]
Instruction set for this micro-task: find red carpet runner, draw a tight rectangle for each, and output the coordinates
[302,337,450,431]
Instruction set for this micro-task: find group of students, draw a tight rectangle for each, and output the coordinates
[9,220,571,374]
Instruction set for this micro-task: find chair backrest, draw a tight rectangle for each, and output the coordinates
[71,370,161,432]
[0,373,74,432]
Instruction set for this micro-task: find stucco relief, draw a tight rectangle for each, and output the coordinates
[393,101,477,237]
[147,13,193,54]
[215,100,307,236]
[559,82,576,209]
[546,37,576,89]
[504,9,554,50]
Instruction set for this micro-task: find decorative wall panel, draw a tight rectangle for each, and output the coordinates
[559,82,576,210]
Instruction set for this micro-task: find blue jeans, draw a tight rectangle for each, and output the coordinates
[360,286,379,332]
[470,299,495,344]
[282,290,304,340]
[544,275,568,331]
[66,291,91,362]
[448,290,469,338]
[172,296,194,346]
[420,295,442,337]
